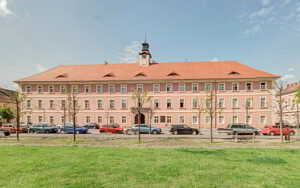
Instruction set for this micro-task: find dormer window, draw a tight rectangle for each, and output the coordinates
[167,72,179,76]
[56,73,68,78]
[228,71,240,75]
[103,73,115,77]
[135,72,146,77]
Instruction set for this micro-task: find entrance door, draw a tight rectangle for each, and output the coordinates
[135,114,145,124]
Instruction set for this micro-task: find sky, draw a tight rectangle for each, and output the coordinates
[0,0,300,89]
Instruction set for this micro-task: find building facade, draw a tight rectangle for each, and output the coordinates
[15,42,279,128]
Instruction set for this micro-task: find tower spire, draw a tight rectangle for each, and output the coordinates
[144,32,147,43]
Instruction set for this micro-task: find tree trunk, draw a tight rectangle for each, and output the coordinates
[16,100,20,141]
[297,104,299,136]
[210,115,213,143]
[198,115,201,135]
[138,111,141,142]
[73,100,76,142]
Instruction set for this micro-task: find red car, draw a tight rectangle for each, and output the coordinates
[261,125,295,136]
[99,124,124,134]
[0,124,28,133]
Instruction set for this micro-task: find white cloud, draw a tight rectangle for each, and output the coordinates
[288,67,295,71]
[0,0,15,17]
[35,64,46,73]
[281,74,295,80]
[119,41,142,63]
[211,57,218,62]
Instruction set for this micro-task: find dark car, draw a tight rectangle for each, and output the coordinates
[83,123,100,129]
[170,124,199,135]
[61,125,89,134]
[29,123,58,133]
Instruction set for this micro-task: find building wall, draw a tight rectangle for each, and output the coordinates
[20,80,274,128]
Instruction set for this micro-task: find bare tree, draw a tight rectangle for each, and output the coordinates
[273,81,289,142]
[205,90,219,143]
[194,97,205,135]
[147,99,155,134]
[294,87,300,136]
[131,89,152,142]
[243,97,253,125]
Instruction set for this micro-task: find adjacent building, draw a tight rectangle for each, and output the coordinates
[15,41,279,128]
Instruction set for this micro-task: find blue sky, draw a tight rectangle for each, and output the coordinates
[0,0,300,89]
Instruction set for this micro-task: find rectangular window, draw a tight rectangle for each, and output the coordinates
[60,85,66,93]
[154,99,160,108]
[192,98,198,108]
[84,100,90,109]
[120,84,127,93]
[232,83,239,91]
[179,116,185,124]
[98,116,103,123]
[27,100,31,108]
[179,83,186,92]
[246,82,252,91]
[109,100,115,108]
[108,85,115,93]
[166,84,173,92]
[85,85,91,93]
[97,100,103,109]
[27,116,31,124]
[153,84,160,92]
[50,100,54,108]
[205,98,212,108]
[122,116,127,124]
[50,116,54,125]
[232,98,238,108]
[154,116,159,124]
[121,99,127,108]
[137,84,143,92]
[61,116,65,123]
[96,85,104,93]
[38,116,43,123]
[219,98,225,108]
[167,99,172,108]
[219,83,225,91]
[48,85,54,93]
[179,99,185,108]
[260,115,267,124]
[61,100,66,108]
[192,83,198,92]
[205,116,211,124]
[37,85,43,93]
[246,98,253,108]
[219,116,225,124]
[72,85,79,93]
[260,97,267,108]
[192,116,198,124]
[109,116,115,124]
[38,100,43,108]
[167,116,172,123]
[86,116,91,123]
[260,82,267,90]
[160,116,166,123]
[26,85,31,93]
[205,83,212,92]
[246,115,252,124]
[233,116,238,123]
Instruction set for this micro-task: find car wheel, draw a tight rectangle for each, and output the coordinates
[289,132,295,136]
[174,131,178,135]
[269,132,275,136]
[45,130,50,134]
[192,131,197,135]
[152,130,158,135]
[255,132,260,135]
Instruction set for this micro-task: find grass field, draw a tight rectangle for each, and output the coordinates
[0,146,300,188]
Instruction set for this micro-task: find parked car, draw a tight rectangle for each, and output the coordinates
[217,123,260,135]
[131,124,161,134]
[170,124,199,135]
[261,125,295,136]
[83,123,100,129]
[56,123,74,132]
[0,124,28,133]
[28,123,58,133]
[99,124,124,134]
[61,125,88,134]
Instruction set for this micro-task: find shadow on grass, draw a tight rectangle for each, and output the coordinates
[176,148,226,155]
[247,156,286,164]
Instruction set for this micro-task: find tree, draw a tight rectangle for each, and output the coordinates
[273,81,289,142]
[194,97,205,135]
[131,89,152,142]
[294,87,300,136]
[147,99,156,134]
[205,90,219,143]
[0,107,15,123]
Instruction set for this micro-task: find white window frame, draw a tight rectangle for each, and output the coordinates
[86,116,91,124]
[154,98,160,108]
[48,85,54,93]
[27,116,32,124]
[260,97,267,108]
[121,116,127,124]
[98,116,103,124]
[49,100,54,108]
[179,98,185,108]
[26,85,31,93]
[260,82,267,90]
[109,116,115,124]
[192,98,198,108]
[109,100,115,108]
[166,84,173,92]
[219,98,225,108]
[120,84,127,93]
[219,83,225,92]
[192,83,198,92]
[61,116,65,124]
[153,84,160,92]
[246,115,252,125]
[60,85,66,93]
[85,85,91,93]
[154,116,160,124]
[72,85,79,93]
[37,85,43,93]
[61,100,66,108]
[167,116,172,123]
[121,99,127,108]
[96,85,104,93]
[232,83,239,91]
[179,116,185,124]
[260,115,267,124]
[136,84,144,92]
[166,98,172,109]
[232,98,239,108]
[192,116,198,124]
[108,84,115,93]
[84,100,90,109]
[233,116,238,124]
[27,100,31,108]
[179,83,186,92]
[205,83,212,92]
[219,115,225,124]
[205,116,211,124]
[245,97,253,108]
[205,98,212,108]
[38,100,43,108]
[246,82,252,91]
[50,116,54,125]
[38,116,43,123]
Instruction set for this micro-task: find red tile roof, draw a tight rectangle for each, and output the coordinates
[15,61,279,83]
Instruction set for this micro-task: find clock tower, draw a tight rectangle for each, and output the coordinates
[139,39,152,66]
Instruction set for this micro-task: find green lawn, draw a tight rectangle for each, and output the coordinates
[0,146,300,188]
